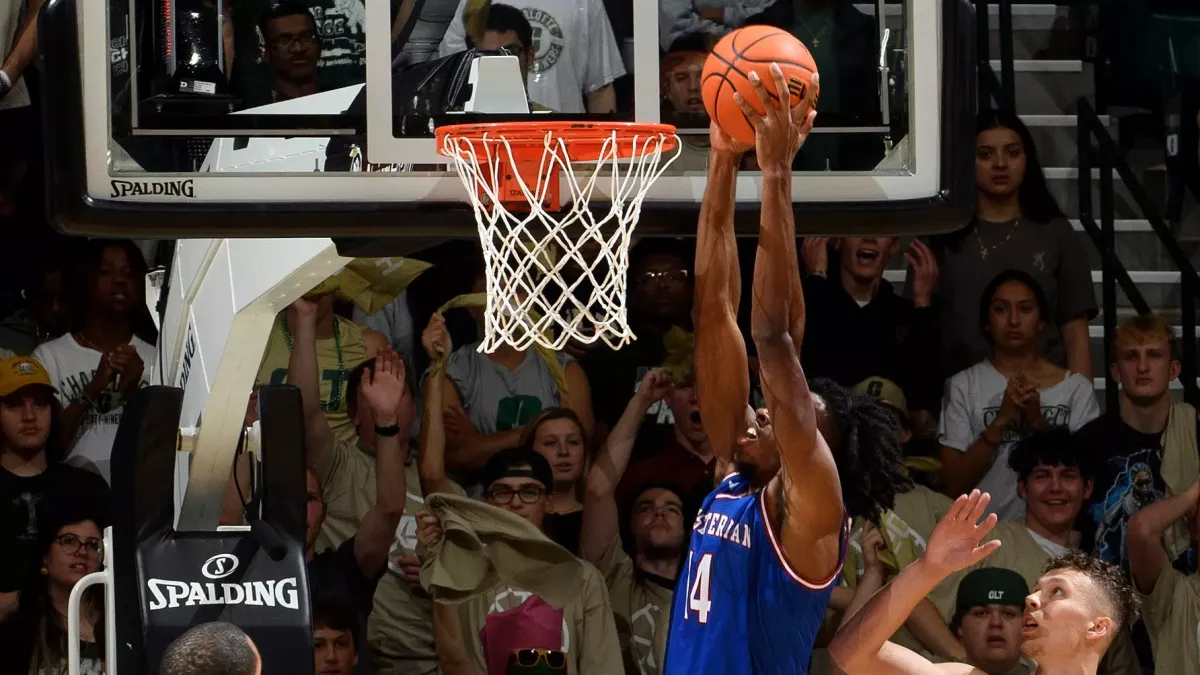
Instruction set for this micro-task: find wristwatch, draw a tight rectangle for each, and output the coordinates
[374,424,401,437]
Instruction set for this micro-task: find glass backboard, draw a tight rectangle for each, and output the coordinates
[42,0,976,238]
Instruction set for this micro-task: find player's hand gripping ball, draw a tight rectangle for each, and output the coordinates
[702,26,820,148]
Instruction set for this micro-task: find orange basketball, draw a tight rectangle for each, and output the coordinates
[702,26,820,147]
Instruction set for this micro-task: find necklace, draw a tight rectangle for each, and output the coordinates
[75,332,103,352]
[281,315,345,413]
[978,218,1019,260]
[796,14,832,48]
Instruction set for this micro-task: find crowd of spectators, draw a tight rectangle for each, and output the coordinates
[0,1,1198,675]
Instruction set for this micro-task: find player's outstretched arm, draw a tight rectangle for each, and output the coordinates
[692,124,753,463]
[829,491,1001,675]
[734,64,842,577]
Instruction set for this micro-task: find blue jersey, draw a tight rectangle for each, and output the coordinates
[663,472,848,675]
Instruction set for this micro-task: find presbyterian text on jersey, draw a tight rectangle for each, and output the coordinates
[692,508,753,549]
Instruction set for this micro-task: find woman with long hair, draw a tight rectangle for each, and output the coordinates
[1,497,106,675]
[32,239,157,483]
[937,270,1099,520]
[925,111,1096,379]
[521,407,590,553]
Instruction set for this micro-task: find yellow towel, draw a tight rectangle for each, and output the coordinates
[842,511,924,584]
[661,326,695,385]
[1160,402,1198,560]
[307,257,432,315]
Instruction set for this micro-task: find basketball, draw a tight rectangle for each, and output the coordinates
[702,26,820,147]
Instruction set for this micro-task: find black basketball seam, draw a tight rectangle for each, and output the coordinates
[731,28,785,55]
[708,49,810,106]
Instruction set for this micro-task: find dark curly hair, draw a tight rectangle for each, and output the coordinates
[1007,427,1097,483]
[809,378,913,525]
[1042,551,1140,635]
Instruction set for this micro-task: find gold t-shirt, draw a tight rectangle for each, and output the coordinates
[1138,566,1200,675]
[310,435,464,675]
[596,536,673,675]
[256,314,370,446]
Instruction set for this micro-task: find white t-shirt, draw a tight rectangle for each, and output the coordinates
[938,361,1100,521]
[33,334,157,483]
[0,0,30,110]
[437,0,626,113]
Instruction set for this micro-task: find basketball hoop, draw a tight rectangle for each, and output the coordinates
[437,121,680,353]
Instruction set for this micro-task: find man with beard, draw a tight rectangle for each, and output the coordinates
[831,491,1141,675]
[582,368,687,675]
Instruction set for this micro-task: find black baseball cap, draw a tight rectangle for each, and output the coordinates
[480,448,553,493]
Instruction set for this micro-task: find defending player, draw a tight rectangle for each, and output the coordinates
[662,63,908,674]
[830,490,1140,675]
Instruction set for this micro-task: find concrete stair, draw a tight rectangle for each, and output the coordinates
[879,2,1193,400]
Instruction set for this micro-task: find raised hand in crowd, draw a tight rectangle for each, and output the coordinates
[905,239,939,308]
[422,312,452,361]
[801,237,830,277]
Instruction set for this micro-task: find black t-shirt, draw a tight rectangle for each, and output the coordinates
[0,463,110,592]
[543,510,583,555]
[1075,412,1198,574]
[308,537,382,675]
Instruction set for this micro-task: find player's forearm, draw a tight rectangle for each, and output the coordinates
[694,150,741,305]
[750,171,798,342]
[830,559,946,672]
[905,598,968,662]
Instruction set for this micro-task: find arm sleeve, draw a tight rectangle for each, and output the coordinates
[1067,377,1101,431]
[31,344,67,406]
[937,374,974,451]
[1052,219,1099,323]
[352,291,415,365]
[436,0,471,57]
[658,0,729,50]
[311,437,348,490]
[582,0,627,93]
[578,565,626,675]
[442,346,478,409]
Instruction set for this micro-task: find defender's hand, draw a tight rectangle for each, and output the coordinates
[922,490,1000,577]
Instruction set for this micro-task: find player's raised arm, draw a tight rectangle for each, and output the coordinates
[692,120,753,463]
[830,491,1001,675]
[736,64,843,575]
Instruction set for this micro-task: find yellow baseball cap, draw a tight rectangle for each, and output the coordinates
[0,356,55,398]
[854,376,908,420]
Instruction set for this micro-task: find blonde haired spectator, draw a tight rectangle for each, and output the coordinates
[1075,313,1197,574]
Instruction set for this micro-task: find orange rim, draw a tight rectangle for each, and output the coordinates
[436,121,679,163]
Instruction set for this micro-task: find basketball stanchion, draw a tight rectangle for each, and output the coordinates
[436,122,681,353]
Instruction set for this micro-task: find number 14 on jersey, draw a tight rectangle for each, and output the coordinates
[685,551,714,624]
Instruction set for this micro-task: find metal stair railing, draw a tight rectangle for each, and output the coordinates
[1077,97,1200,409]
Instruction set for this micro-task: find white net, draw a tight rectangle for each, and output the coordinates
[440,125,681,353]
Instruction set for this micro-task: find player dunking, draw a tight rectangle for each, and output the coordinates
[662,63,909,675]
[831,490,1141,675]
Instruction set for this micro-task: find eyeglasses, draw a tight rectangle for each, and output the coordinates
[268,32,319,50]
[487,485,545,505]
[509,649,567,670]
[55,534,102,556]
[635,270,689,289]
